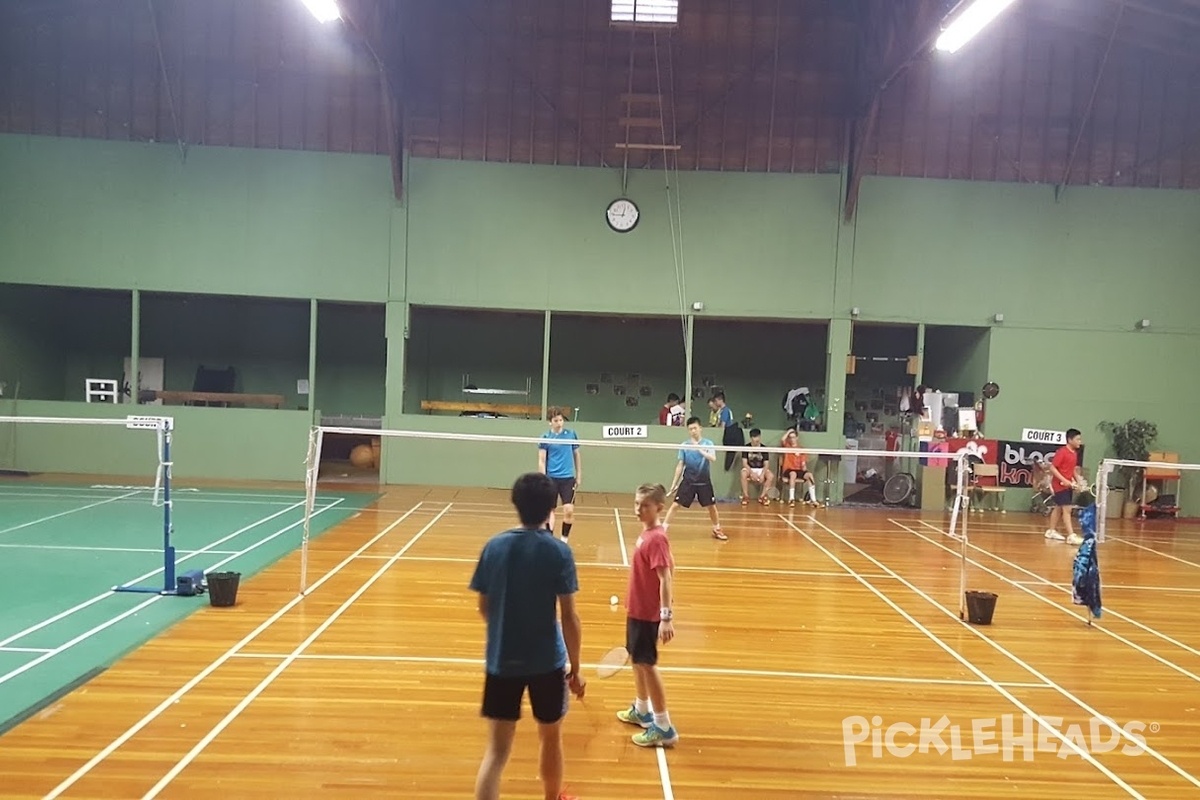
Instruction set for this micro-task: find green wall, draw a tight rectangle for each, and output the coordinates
[923,326,991,397]
[0,400,311,482]
[3,134,1199,505]
[851,177,1200,331]
[402,159,842,317]
[0,135,394,301]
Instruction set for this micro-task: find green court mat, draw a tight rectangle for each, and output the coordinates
[0,480,376,732]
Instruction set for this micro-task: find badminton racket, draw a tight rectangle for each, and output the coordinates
[596,646,630,678]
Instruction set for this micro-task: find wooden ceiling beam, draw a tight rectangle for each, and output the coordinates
[843,0,945,222]
[339,0,405,201]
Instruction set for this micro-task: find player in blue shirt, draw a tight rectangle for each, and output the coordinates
[538,407,582,543]
[470,472,585,800]
[664,416,727,540]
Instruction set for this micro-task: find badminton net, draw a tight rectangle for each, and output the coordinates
[299,423,974,594]
[1095,456,1194,542]
[0,412,178,594]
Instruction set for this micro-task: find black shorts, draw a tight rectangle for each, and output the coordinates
[1052,488,1074,506]
[626,618,660,666]
[674,480,715,508]
[551,477,576,505]
[481,667,569,723]
[783,469,811,481]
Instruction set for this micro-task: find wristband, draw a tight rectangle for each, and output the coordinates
[660,607,673,621]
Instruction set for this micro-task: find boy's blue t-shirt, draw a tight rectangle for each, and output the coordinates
[679,437,715,484]
[539,429,579,478]
[717,406,734,427]
[470,528,578,677]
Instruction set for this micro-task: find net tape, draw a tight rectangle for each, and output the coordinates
[0,414,173,506]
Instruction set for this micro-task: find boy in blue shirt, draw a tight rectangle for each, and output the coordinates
[470,472,585,800]
[664,417,727,540]
[538,407,582,543]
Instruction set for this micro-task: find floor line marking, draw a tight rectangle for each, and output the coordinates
[42,502,427,800]
[140,505,454,799]
[614,508,629,567]
[0,491,141,537]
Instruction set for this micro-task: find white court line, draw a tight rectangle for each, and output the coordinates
[0,493,316,507]
[141,505,453,799]
[1109,536,1200,570]
[781,516,1145,797]
[656,747,674,800]
[226,652,1052,689]
[614,508,629,567]
[0,485,355,506]
[1008,580,1200,594]
[348,553,890,580]
[0,646,52,654]
[0,596,161,688]
[0,490,141,536]
[42,502,428,800]
[0,499,332,649]
[799,515,1200,797]
[907,519,1200,670]
[0,500,348,688]
[0,543,239,556]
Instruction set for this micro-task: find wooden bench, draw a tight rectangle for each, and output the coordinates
[141,390,285,409]
[420,400,542,418]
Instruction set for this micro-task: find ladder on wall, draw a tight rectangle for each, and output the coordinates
[615,24,680,163]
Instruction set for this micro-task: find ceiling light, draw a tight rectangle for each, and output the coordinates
[300,0,340,24]
[935,0,1019,54]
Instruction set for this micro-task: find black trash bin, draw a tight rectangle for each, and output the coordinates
[206,571,241,608]
[964,590,998,625]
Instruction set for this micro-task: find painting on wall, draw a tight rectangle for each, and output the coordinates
[585,383,599,395]
[639,385,653,397]
[613,384,626,396]
[625,396,639,407]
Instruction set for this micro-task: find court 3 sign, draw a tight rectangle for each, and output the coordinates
[1021,428,1066,445]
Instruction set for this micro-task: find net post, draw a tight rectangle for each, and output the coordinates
[161,420,175,592]
[948,451,970,621]
[113,415,178,596]
[1096,459,1113,543]
[300,425,325,595]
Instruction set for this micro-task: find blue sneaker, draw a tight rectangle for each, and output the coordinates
[616,705,653,728]
[632,724,679,747]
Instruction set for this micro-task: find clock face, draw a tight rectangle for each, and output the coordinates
[606,198,639,232]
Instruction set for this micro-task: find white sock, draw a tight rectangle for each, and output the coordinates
[789,486,795,501]
[653,711,672,730]
[635,698,650,715]
[807,484,817,502]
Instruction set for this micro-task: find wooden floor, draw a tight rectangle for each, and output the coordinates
[2,487,1199,799]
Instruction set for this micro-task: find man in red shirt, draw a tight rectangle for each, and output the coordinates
[1045,428,1084,544]
[616,483,680,748]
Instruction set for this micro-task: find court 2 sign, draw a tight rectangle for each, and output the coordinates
[1022,428,1066,445]
[602,424,648,438]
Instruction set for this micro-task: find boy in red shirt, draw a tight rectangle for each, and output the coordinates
[1045,428,1084,544]
[616,483,680,748]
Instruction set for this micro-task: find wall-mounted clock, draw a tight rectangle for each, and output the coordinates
[605,198,640,232]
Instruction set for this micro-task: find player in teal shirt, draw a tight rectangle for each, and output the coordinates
[664,417,727,540]
[538,406,581,542]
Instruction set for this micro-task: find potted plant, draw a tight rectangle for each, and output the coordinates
[1097,418,1158,518]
